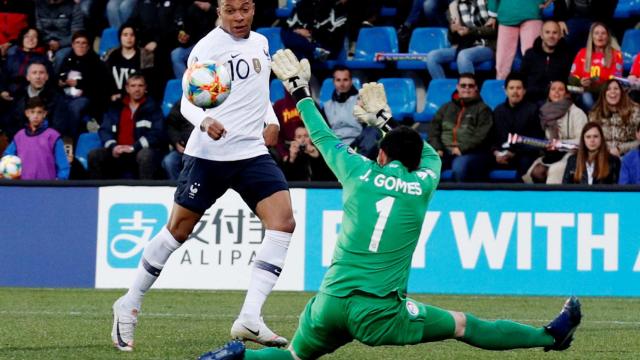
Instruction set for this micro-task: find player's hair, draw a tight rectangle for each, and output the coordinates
[25,96,46,111]
[574,122,610,182]
[332,65,351,78]
[218,0,253,6]
[505,72,526,88]
[379,126,423,172]
[458,73,476,84]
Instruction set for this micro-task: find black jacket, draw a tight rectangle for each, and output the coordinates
[553,0,618,24]
[58,49,108,116]
[99,96,166,151]
[562,153,621,184]
[7,84,64,139]
[492,100,544,156]
[165,101,193,148]
[128,0,181,49]
[521,37,573,103]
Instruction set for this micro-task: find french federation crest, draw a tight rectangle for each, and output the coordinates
[253,58,261,73]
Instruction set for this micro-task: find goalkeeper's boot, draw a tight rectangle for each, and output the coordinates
[230,317,288,348]
[111,296,138,351]
[544,296,582,351]
[198,340,246,360]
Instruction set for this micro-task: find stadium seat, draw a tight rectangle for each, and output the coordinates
[98,27,119,57]
[380,7,397,17]
[542,2,554,19]
[346,27,398,69]
[621,29,640,72]
[378,78,416,120]
[397,27,449,70]
[440,170,453,181]
[614,0,637,18]
[75,132,102,169]
[256,27,284,56]
[162,79,183,117]
[275,0,296,18]
[414,78,457,122]
[480,79,506,110]
[270,78,285,103]
[317,77,361,108]
[489,169,518,182]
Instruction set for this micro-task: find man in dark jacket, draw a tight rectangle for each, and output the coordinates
[520,20,573,104]
[429,73,493,182]
[88,74,165,179]
[553,0,618,55]
[491,72,545,180]
[35,0,84,71]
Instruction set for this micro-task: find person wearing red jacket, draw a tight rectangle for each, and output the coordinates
[569,22,623,112]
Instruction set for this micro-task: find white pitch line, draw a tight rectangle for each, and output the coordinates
[1,310,639,326]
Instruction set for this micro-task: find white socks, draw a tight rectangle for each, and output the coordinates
[122,226,181,310]
[238,230,292,322]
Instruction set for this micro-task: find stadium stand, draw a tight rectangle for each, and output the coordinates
[346,27,398,69]
[270,78,285,104]
[621,29,640,72]
[377,78,416,120]
[318,77,361,108]
[414,78,457,122]
[75,132,102,170]
[275,0,296,19]
[480,79,506,110]
[98,27,119,58]
[162,79,182,117]
[256,27,284,56]
[397,27,449,70]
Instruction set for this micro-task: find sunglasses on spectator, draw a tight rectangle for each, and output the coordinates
[458,83,477,88]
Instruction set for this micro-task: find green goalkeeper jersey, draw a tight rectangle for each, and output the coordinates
[296,98,442,298]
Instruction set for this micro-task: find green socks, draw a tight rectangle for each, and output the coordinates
[460,313,555,350]
[243,347,295,360]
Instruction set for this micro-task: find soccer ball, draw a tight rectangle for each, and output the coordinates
[182,61,232,109]
[0,155,22,179]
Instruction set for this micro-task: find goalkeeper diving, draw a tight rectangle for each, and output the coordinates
[199,49,582,360]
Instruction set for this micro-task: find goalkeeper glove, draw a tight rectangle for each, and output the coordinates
[271,49,312,102]
[353,82,395,131]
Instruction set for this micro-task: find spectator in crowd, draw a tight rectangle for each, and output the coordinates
[106,0,136,29]
[619,123,640,184]
[273,91,303,164]
[170,0,216,79]
[88,74,165,179]
[1,27,51,99]
[552,0,618,56]
[520,20,573,104]
[487,0,545,80]
[345,0,382,48]
[3,96,69,180]
[563,121,620,184]
[429,73,493,182]
[77,0,109,40]
[56,30,108,142]
[127,0,181,97]
[524,80,587,184]
[425,0,496,80]
[282,0,348,62]
[252,0,277,29]
[569,22,623,112]
[628,52,640,103]
[162,101,193,180]
[103,24,154,102]
[6,62,63,140]
[0,0,35,57]
[282,125,334,181]
[589,79,640,157]
[491,72,545,179]
[35,0,84,72]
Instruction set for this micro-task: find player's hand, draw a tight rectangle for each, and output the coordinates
[271,49,311,95]
[263,124,279,146]
[200,117,227,140]
[353,82,392,128]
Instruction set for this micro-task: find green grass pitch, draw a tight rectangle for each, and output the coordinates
[1,288,638,359]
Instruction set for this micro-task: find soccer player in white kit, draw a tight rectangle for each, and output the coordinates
[111,0,293,351]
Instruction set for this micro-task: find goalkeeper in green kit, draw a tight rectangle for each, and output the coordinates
[199,50,582,360]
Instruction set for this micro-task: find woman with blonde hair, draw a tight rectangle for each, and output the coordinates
[589,79,640,157]
[568,22,623,111]
[563,122,620,184]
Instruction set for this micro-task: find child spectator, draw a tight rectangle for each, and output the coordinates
[619,123,640,184]
[563,122,620,184]
[569,22,623,111]
[3,96,69,180]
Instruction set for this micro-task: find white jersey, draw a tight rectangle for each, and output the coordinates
[181,27,278,161]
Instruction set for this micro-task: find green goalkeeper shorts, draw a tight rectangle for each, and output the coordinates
[290,291,456,359]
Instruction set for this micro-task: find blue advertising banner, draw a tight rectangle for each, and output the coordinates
[0,186,98,287]
[305,189,640,296]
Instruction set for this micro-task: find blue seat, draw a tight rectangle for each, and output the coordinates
[542,2,554,19]
[621,29,640,72]
[414,78,457,123]
[440,169,453,181]
[275,0,296,18]
[380,7,397,17]
[480,79,505,110]
[614,0,636,18]
[98,27,119,57]
[397,27,449,70]
[270,78,285,104]
[378,78,416,120]
[346,27,398,69]
[162,79,183,117]
[489,170,518,182]
[256,27,284,56]
[75,132,102,169]
[318,77,361,108]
